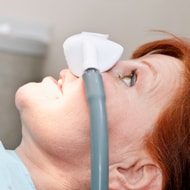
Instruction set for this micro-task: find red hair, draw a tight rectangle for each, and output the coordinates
[131,34,190,189]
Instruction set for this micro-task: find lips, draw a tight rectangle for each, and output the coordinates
[42,76,59,86]
[42,69,78,97]
[58,78,64,92]
[42,76,63,96]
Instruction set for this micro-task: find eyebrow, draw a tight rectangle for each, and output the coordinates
[141,60,157,75]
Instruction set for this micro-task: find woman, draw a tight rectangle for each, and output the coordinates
[0,34,189,189]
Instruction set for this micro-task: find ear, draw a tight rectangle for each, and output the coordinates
[109,160,162,190]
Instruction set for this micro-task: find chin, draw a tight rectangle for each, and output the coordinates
[15,82,40,111]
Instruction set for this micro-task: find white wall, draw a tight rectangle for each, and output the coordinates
[0,0,190,78]
[0,0,190,147]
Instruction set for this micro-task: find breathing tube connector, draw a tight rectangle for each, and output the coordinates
[63,32,123,190]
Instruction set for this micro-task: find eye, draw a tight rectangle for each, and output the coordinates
[119,70,137,87]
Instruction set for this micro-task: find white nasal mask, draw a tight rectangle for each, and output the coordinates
[63,32,124,76]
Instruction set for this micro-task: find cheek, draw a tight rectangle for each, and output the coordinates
[62,80,89,119]
[104,80,129,128]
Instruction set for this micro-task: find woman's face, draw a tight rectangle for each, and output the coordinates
[15,54,183,167]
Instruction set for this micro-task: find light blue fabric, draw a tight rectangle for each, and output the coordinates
[0,142,36,190]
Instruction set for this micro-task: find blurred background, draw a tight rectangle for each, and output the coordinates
[0,0,189,149]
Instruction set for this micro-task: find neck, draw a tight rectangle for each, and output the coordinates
[15,141,90,190]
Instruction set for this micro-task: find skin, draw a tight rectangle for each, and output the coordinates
[15,54,183,190]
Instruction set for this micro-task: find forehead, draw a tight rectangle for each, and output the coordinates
[139,54,184,109]
[139,54,184,73]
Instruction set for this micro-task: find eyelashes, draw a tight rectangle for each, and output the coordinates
[119,70,137,87]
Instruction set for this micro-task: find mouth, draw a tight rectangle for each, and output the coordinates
[42,76,63,96]
[58,78,64,92]
[42,70,79,97]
